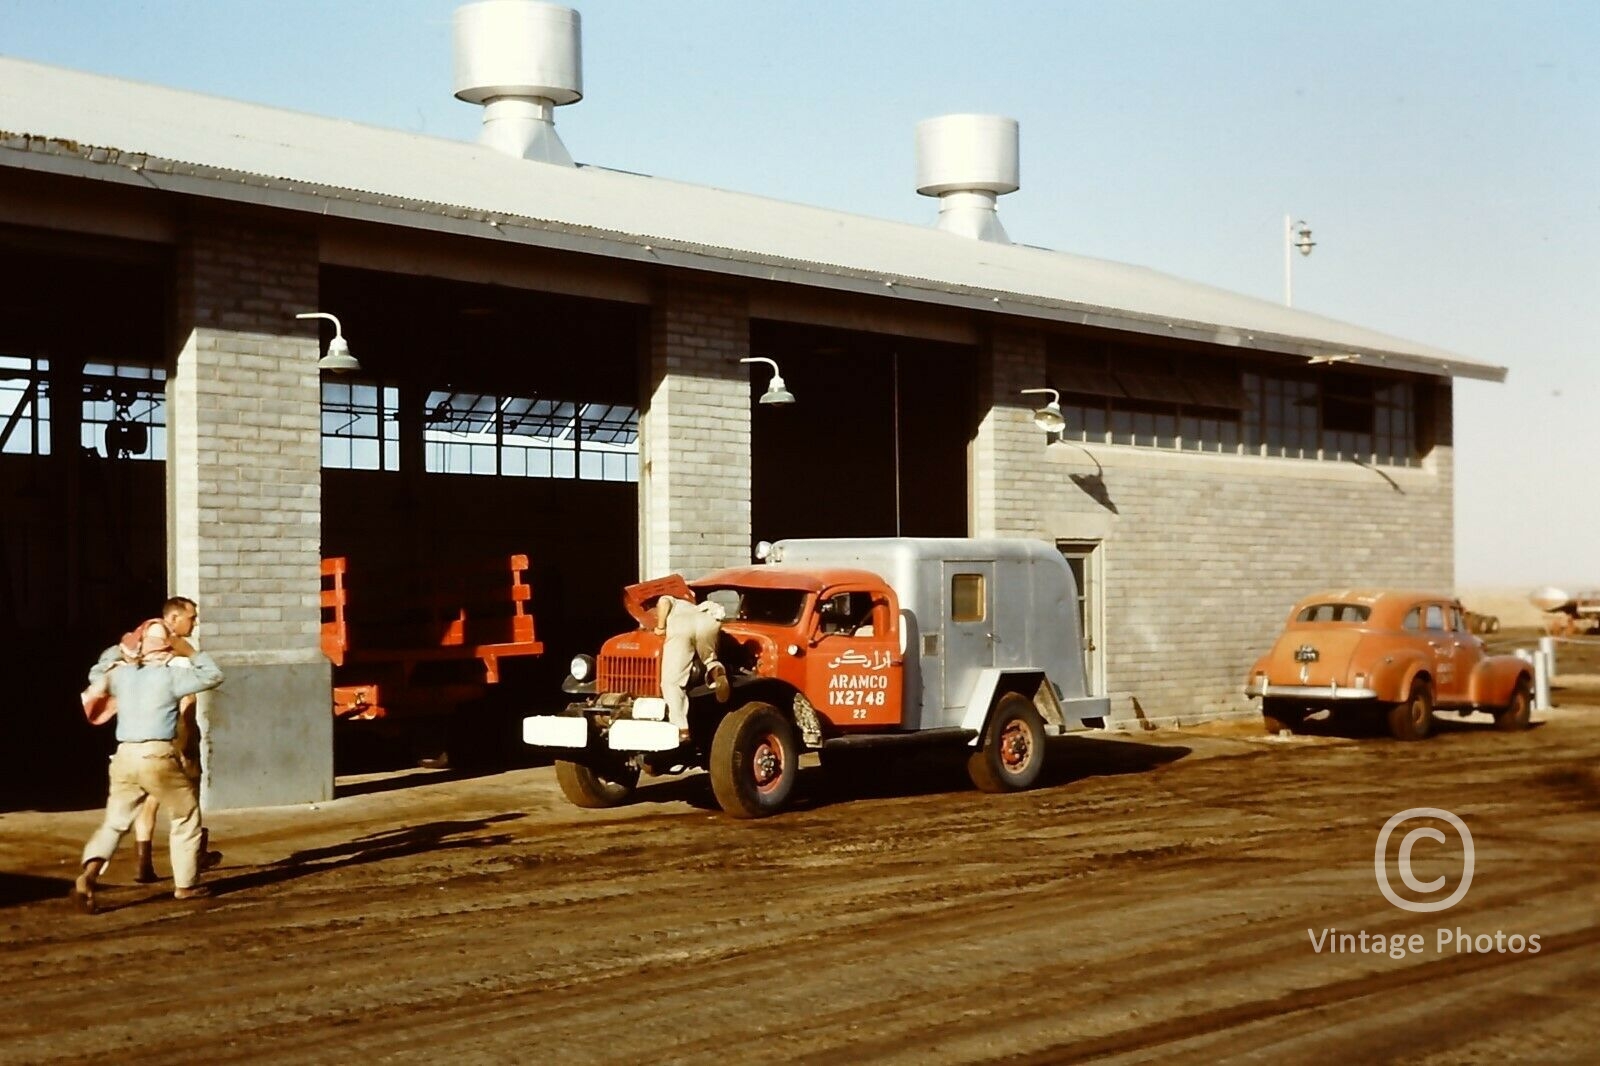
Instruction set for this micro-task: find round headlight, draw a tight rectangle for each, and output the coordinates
[569,654,594,682]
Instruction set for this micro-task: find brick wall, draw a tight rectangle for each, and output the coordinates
[169,209,331,808]
[973,324,1456,724]
[640,283,752,579]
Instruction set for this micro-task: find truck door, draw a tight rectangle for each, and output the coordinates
[805,587,905,729]
[942,562,995,713]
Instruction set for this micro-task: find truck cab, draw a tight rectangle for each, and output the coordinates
[525,537,1110,818]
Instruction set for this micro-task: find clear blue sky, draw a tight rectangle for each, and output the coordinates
[4,1,1595,587]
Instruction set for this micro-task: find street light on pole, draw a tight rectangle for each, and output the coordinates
[1283,215,1315,307]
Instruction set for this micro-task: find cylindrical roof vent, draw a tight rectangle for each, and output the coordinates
[453,1,582,166]
[915,114,1020,243]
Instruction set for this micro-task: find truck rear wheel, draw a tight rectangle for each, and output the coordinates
[709,703,799,818]
[555,759,641,808]
[1386,680,1434,741]
[968,693,1047,793]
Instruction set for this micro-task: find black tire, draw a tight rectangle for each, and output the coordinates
[1495,676,1533,732]
[967,693,1048,793]
[1386,680,1434,741]
[709,703,800,818]
[554,758,640,809]
[1261,697,1306,735]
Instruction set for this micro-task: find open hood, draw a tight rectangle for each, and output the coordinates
[621,575,693,628]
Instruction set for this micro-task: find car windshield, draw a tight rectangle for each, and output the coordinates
[698,586,808,627]
[1296,603,1372,623]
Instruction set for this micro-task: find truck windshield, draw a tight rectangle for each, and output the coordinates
[1296,603,1371,623]
[700,587,808,626]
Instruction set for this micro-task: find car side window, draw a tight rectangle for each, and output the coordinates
[1403,608,1421,631]
[1425,604,1447,631]
[1453,607,1470,633]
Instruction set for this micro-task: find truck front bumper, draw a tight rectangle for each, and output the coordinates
[522,713,681,752]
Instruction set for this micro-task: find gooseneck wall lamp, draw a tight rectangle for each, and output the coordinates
[739,356,796,405]
[295,312,361,373]
[1021,388,1066,434]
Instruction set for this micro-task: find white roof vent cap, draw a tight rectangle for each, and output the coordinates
[454,1,583,166]
[915,114,1019,243]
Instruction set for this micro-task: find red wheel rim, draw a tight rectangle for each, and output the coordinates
[999,719,1032,773]
[753,733,785,794]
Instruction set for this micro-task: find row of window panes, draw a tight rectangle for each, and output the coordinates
[321,382,399,471]
[1056,374,1418,467]
[0,354,50,456]
[81,362,168,461]
[4,357,171,461]
[320,383,640,483]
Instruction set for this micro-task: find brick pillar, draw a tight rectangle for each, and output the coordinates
[640,284,751,578]
[169,209,332,810]
[970,325,1047,536]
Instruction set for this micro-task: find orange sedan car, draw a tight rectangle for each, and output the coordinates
[1245,590,1534,740]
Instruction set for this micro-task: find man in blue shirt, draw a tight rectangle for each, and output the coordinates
[72,606,225,913]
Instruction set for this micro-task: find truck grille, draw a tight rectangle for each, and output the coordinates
[599,654,659,697]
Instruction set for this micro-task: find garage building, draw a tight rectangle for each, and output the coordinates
[0,7,1504,809]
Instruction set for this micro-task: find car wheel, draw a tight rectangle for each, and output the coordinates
[967,693,1048,793]
[1495,676,1533,731]
[1261,697,1306,735]
[554,758,641,808]
[1386,680,1434,741]
[709,702,800,818]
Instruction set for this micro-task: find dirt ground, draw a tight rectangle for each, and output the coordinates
[3,640,1598,1065]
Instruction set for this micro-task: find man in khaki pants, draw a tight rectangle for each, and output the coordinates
[654,594,729,739]
[72,619,224,913]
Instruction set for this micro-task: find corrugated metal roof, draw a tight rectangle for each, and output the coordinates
[0,56,1504,381]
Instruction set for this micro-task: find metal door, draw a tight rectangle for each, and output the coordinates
[942,561,995,712]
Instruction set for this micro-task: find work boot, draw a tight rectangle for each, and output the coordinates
[197,828,223,872]
[707,662,730,704]
[134,840,158,884]
[173,885,212,901]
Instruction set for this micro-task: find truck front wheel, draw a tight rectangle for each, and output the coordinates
[968,693,1047,793]
[555,758,641,808]
[710,703,800,818]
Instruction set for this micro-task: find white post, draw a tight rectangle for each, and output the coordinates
[1533,645,1553,711]
[1539,635,1557,680]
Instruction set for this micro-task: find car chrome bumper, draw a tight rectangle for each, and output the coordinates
[1245,681,1378,700]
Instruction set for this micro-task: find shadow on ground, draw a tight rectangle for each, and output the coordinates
[0,872,72,909]
[144,813,533,908]
[625,734,1191,815]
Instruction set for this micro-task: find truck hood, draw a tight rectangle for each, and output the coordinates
[620,575,693,628]
[1263,626,1368,687]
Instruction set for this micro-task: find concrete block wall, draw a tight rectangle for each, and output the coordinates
[973,324,1455,724]
[640,283,752,579]
[169,209,332,809]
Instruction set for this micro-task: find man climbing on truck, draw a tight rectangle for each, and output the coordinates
[653,592,730,738]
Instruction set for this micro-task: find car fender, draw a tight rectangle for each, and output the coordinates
[1367,650,1432,703]
[1468,655,1531,708]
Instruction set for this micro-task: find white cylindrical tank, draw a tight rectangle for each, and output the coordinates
[915,114,1019,243]
[454,1,582,164]
[454,1,582,105]
[915,114,1020,197]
